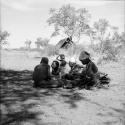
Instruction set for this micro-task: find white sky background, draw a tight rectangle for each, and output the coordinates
[1,0,125,48]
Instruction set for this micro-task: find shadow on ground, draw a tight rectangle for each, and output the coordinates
[0,70,88,125]
[1,70,125,125]
[96,102,125,125]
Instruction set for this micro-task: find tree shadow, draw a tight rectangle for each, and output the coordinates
[97,102,125,125]
[1,110,42,125]
[0,69,105,109]
[60,90,88,108]
[0,70,48,125]
[1,70,89,124]
[1,69,118,125]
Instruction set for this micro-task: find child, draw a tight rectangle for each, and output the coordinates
[56,54,67,78]
[51,60,60,78]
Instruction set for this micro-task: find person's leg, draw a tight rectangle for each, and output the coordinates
[85,77,97,89]
[78,77,86,89]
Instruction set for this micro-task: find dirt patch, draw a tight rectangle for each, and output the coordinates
[1,50,125,125]
[0,66,125,125]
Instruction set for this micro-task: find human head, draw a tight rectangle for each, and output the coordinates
[51,60,59,69]
[40,57,49,64]
[60,54,65,60]
[79,51,90,65]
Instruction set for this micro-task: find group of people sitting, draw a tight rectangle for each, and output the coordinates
[32,50,110,89]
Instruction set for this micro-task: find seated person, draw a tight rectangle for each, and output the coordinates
[69,58,76,73]
[51,60,60,78]
[69,60,84,75]
[79,51,98,89]
[63,58,83,80]
[32,57,51,87]
[56,54,67,77]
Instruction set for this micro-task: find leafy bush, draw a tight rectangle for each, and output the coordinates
[95,40,119,64]
[102,41,117,59]
[43,45,59,56]
[67,44,85,56]
[90,44,101,53]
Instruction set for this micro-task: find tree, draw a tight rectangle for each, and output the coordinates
[25,40,32,50]
[86,28,96,46]
[110,27,125,47]
[93,19,109,51]
[0,30,9,45]
[35,37,49,49]
[47,4,91,42]
[110,26,120,43]
[0,30,9,68]
[41,38,49,46]
[35,37,42,49]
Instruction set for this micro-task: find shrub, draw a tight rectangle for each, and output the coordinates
[43,45,59,56]
[95,40,119,64]
[67,44,85,56]
[102,40,118,60]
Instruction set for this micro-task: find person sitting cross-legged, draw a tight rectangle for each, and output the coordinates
[62,58,84,88]
[32,57,51,88]
[79,51,99,89]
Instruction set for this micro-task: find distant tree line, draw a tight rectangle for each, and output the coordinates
[0,30,9,46]
[24,38,49,50]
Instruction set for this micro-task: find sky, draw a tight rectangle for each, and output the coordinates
[1,0,125,48]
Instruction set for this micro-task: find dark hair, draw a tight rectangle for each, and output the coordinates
[79,50,90,61]
[51,60,59,69]
[40,57,49,64]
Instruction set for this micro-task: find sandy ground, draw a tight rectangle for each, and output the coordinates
[0,50,125,125]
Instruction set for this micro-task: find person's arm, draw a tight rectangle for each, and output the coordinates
[87,63,98,80]
[76,64,84,69]
[92,63,98,74]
